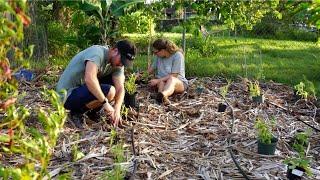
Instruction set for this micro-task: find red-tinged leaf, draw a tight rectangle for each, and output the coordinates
[0,98,17,110]
[18,12,31,26]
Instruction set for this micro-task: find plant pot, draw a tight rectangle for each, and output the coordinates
[196,86,205,94]
[124,92,137,108]
[252,95,264,104]
[257,137,278,155]
[218,103,227,112]
[293,90,302,101]
[287,165,305,180]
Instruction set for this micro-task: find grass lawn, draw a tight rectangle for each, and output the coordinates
[130,34,320,95]
[32,33,320,95]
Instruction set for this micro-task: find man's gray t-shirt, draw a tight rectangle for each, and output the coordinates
[56,45,123,103]
[151,51,188,86]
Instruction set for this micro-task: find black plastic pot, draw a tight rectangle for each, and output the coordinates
[257,137,278,155]
[293,90,302,101]
[218,103,227,112]
[196,86,204,94]
[287,165,305,180]
[252,95,264,104]
[124,92,137,108]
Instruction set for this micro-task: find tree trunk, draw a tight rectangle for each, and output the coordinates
[24,1,49,61]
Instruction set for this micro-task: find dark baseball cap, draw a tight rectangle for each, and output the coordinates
[116,40,137,67]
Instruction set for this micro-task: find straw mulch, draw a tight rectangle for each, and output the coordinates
[8,73,320,179]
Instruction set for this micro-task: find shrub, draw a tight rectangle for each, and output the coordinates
[119,11,155,34]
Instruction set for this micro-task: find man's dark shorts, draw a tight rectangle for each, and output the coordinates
[64,75,113,113]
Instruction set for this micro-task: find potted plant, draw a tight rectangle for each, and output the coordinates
[249,81,264,104]
[124,73,138,108]
[218,80,231,112]
[254,118,278,155]
[284,156,311,180]
[194,81,205,94]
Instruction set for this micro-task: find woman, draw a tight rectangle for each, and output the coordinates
[148,38,188,104]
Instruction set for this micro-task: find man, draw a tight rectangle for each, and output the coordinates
[56,40,137,128]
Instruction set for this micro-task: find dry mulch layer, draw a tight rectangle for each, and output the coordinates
[3,72,320,179]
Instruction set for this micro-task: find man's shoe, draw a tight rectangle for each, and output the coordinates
[86,108,103,122]
[70,112,85,129]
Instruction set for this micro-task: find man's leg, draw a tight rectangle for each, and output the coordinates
[64,84,114,126]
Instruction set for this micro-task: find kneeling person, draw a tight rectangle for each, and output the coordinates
[56,40,137,127]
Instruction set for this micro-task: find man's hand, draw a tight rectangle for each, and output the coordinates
[149,79,160,86]
[112,110,122,127]
[103,102,115,121]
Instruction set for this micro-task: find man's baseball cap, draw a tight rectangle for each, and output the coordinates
[116,40,137,67]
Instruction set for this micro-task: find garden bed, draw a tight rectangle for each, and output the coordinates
[11,74,320,179]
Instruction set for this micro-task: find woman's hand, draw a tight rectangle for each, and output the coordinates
[149,79,159,87]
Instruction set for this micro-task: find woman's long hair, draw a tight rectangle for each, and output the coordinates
[152,38,182,55]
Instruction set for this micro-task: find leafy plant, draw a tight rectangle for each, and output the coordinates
[125,73,137,95]
[120,105,129,121]
[71,134,85,162]
[102,129,125,180]
[294,82,308,100]
[0,88,67,179]
[254,117,276,144]
[249,80,261,97]
[284,156,312,176]
[102,143,125,180]
[220,79,231,98]
[292,130,311,155]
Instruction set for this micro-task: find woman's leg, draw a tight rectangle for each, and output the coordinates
[161,76,184,97]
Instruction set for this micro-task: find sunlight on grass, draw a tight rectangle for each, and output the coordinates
[133,34,320,94]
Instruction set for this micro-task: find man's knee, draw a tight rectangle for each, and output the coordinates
[106,86,115,100]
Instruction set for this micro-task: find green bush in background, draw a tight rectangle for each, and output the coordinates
[119,11,155,34]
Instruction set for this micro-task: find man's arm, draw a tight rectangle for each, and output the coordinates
[112,73,125,110]
[111,71,125,126]
[84,61,106,102]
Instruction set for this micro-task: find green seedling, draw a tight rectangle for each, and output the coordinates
[249,80,261,97]
[125,73,137,95]
[254,117,276,144]
[220,79,231,98]
[292,129,311,155]
[284,156,312,176]
[294,82,308,100]
[120,105,129,121]
[72,144,85,162]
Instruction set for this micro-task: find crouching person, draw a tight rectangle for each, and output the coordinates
[56,40,137,128]
[148,38,188,105]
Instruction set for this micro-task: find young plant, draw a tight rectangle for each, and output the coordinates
[254,117,276,144]
[120,105,129,121]
[292,130,311,155]
[102,143,125,180]
[284,156,312,176]
[220,80,231,98]
[125,73,137,95]
[249,80,261,97]
[294,82,308,100]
